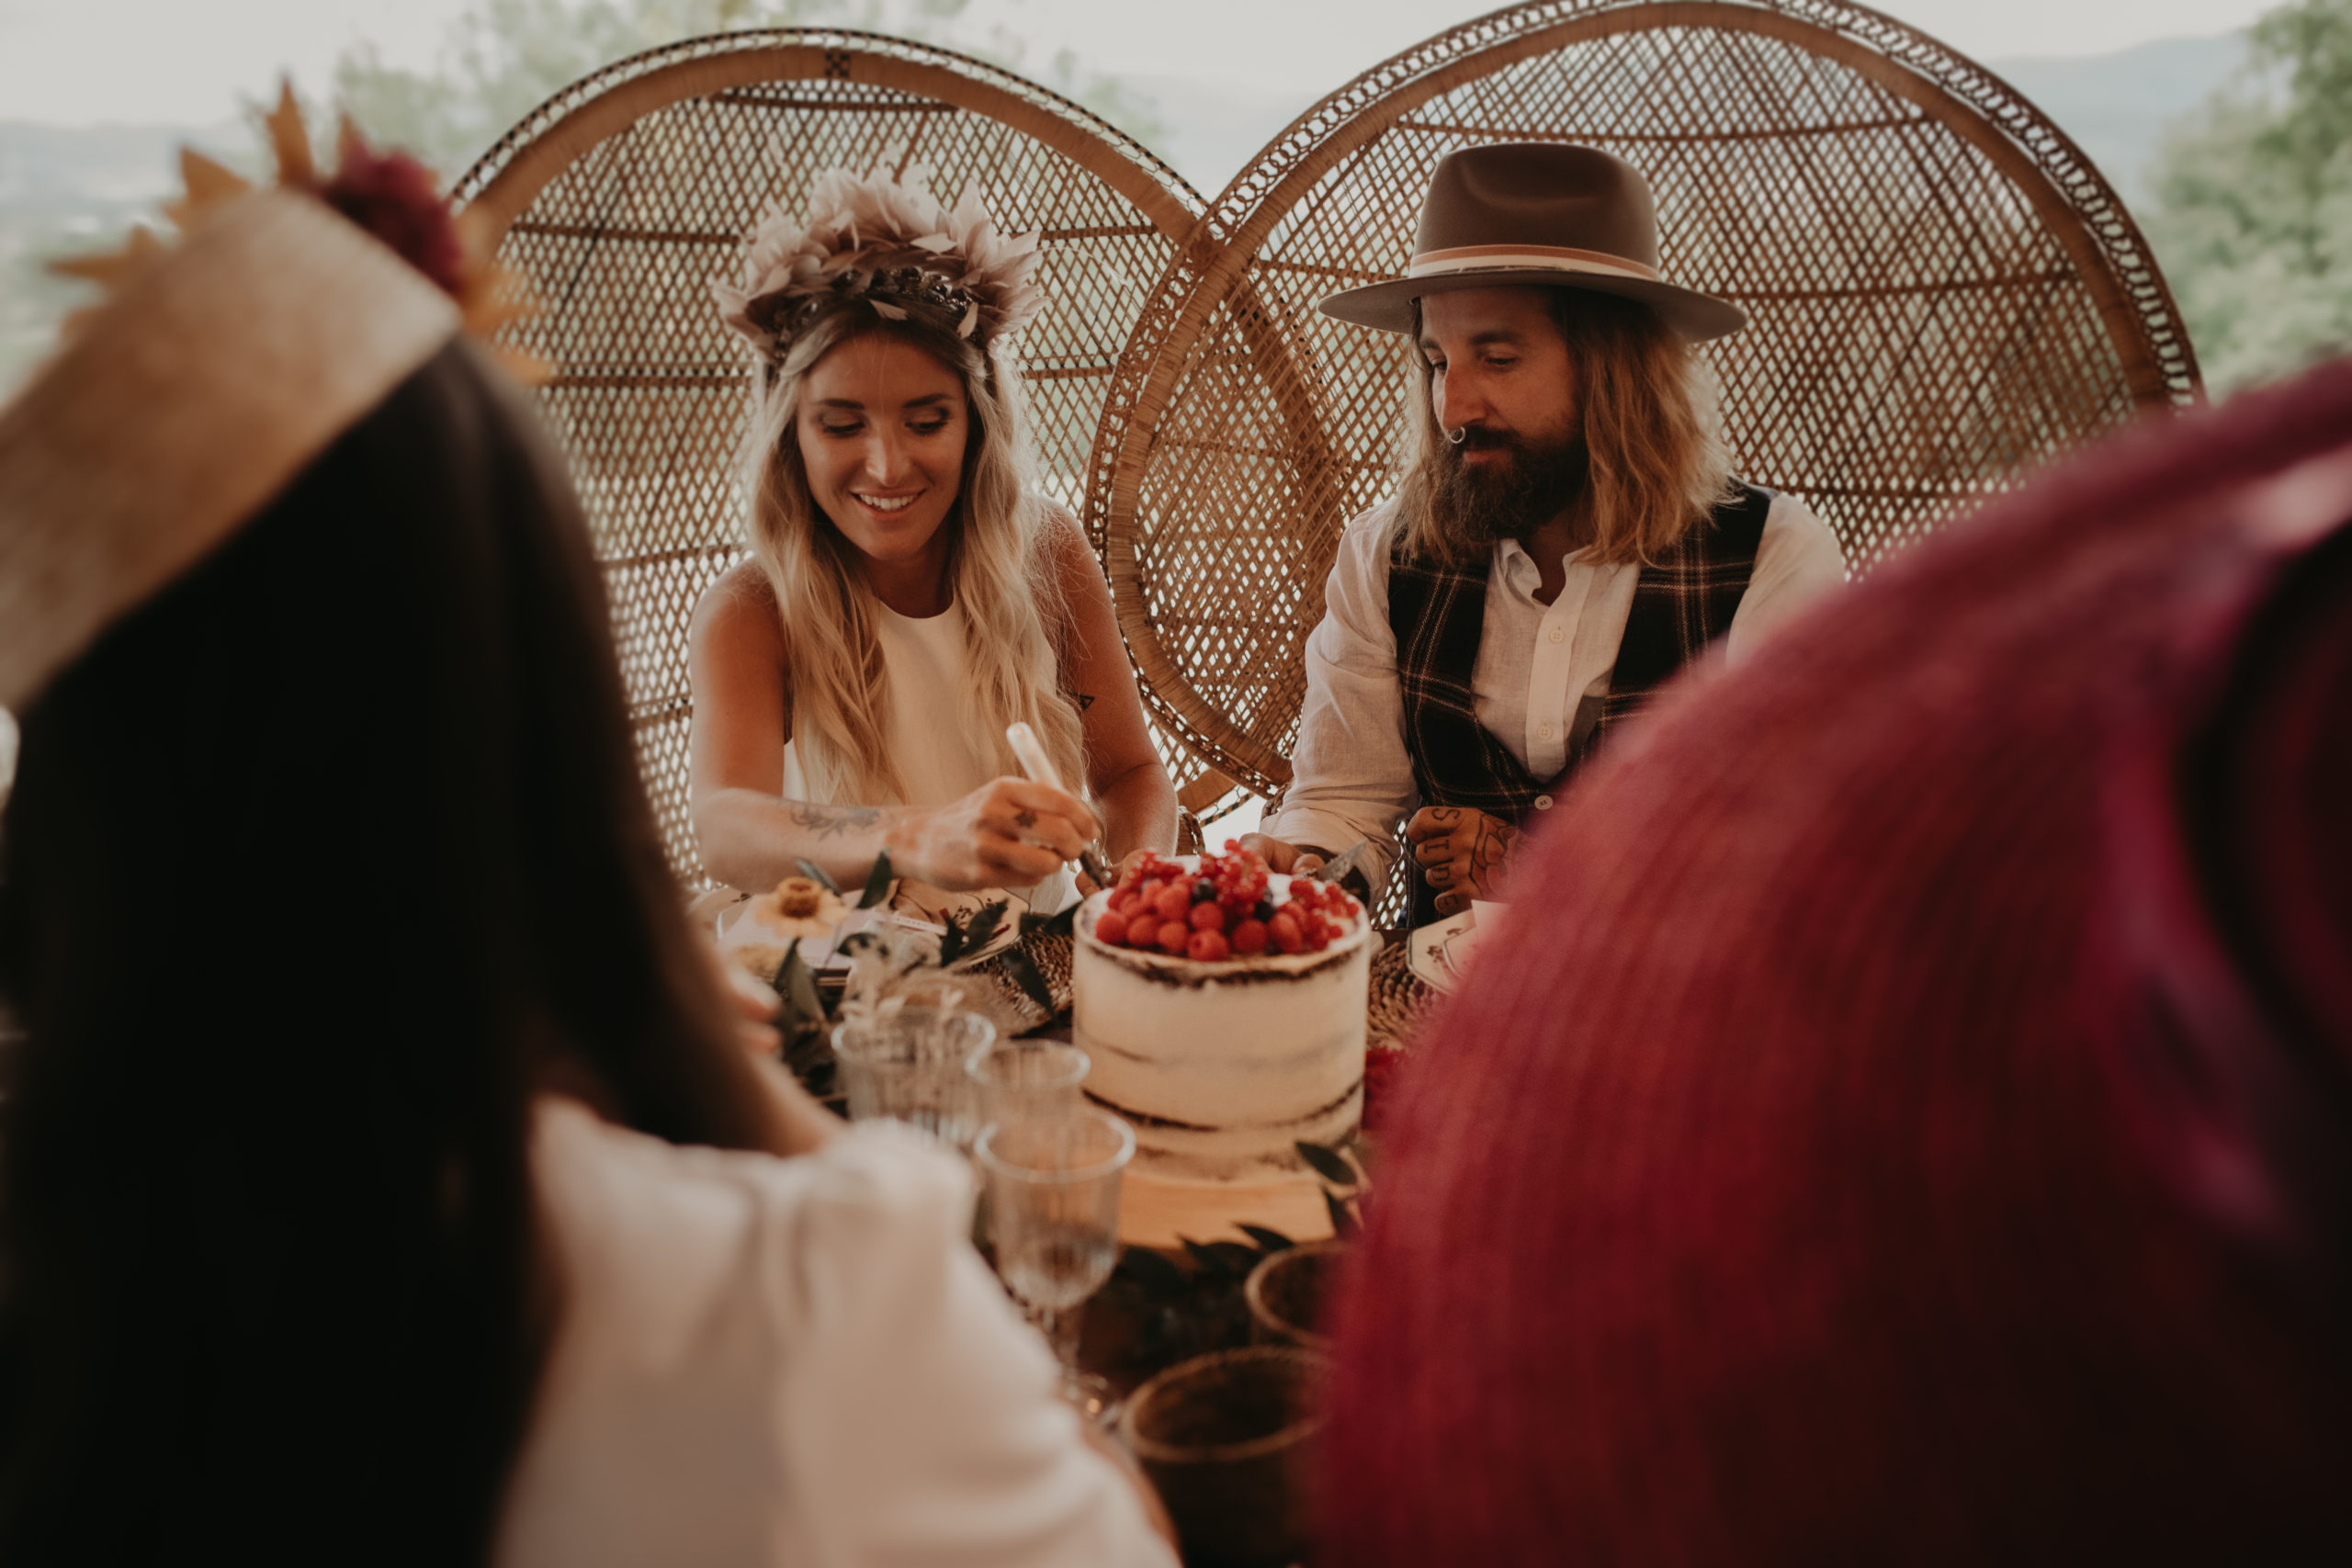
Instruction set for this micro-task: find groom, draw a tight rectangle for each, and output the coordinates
[1247,143,1846,922]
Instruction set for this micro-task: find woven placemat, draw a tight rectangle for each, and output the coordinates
[1368,938,1437,1051]
[963,929,1075,1037]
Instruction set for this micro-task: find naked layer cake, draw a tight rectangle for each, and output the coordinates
[1072,847,1370,1184]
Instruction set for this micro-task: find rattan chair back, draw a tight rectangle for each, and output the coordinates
[1086,0,2200,825]
[454,30,1201,881]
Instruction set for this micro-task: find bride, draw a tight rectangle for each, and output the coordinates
[691,167,1175,910]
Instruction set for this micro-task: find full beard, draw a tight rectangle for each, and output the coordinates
[1428,426,1590,552]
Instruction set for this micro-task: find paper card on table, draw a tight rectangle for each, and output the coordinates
[1406,908,1477,995]
[1442,920,1490,977]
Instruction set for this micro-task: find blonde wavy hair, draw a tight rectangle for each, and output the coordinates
[741,310,1086,806]
[1393,288,1736,568]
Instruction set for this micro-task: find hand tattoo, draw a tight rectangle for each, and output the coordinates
[786,801,882,840]
[1465,815,1516,887]
[1014,808,1038,830]
[1412,806,1518,911]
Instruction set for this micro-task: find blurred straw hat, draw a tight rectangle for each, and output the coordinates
[0,188,458,712]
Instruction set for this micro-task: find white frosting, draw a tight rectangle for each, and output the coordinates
[1071,874,1370,1183]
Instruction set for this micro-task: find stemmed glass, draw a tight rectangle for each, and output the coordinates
[965,1038,1090,1126]
[975,1106,1134,1422]
[831,1006,996,1149]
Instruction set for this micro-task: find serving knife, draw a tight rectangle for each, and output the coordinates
[1311,838,1372,887]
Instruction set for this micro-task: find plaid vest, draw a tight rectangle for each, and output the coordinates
[1386,482,1773,919]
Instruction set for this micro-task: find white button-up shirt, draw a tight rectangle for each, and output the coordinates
[1266,492,1849,891]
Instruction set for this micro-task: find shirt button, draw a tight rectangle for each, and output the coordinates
[1548,626,1566,643]
[1534,795,1555,810]
[1539,723,1555,739]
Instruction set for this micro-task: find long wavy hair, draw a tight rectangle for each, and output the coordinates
[0,341,773,1565]
[741,310,1086,805]
[1392,288,1736,568]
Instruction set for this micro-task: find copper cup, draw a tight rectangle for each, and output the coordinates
[1119,1346,1328,1568]
[1243,1239,1348,1353]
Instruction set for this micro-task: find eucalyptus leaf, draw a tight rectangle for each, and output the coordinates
[1182,1238,1261,1279]
[857,851,894,910]
[1238,1224,1295,1255]
[1324,1190,1359,1240]
[961,899,1009,954]
[792,858,840,895]
[1295,1140,1358,1188]
[999,945,1057,1013]
[1020,901,1080,938]
[1113,1246,1191,1301]
[774,945,828,1044]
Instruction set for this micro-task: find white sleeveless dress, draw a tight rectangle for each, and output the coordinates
[782,598,1078,914]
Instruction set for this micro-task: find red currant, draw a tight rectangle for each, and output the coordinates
[1186,929,1231,962]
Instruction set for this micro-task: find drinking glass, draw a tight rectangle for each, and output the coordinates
[831,1006,995,1149]
[965,1039,1089,1128]
[975,1107,1134,1420]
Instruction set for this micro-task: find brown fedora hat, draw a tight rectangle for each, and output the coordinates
[1319,143,1745,341]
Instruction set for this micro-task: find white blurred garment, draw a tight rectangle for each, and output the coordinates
[497,1100,1174,1568]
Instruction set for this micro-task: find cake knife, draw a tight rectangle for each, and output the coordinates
[1311,838,1372,886]
[1003,721,1114,888]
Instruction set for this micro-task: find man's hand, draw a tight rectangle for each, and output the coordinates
[1240,832,1329,877]
[1406,806,1517,917]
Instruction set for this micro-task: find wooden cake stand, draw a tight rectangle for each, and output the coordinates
[1117,1166,1335,1250]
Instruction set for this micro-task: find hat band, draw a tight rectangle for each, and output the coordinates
[1408,243,1661,284]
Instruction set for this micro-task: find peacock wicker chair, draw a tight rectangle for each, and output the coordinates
[1084,0,2201,914]
[453,29,1203,883]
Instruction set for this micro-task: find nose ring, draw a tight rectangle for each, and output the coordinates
[1444,426,1468,446]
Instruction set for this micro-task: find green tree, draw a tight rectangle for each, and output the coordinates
[332,0,1163,183]
[2146,0,2352,393]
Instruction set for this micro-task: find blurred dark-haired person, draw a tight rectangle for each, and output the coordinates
[1247,143,1843,921]
[1318,350,2352,1562]
[0,138,1173,1567]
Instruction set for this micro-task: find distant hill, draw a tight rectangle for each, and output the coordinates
[1134,32,2255,202]
[0,32,2259,396]
[0,120,250,394]
[1987,32,2252,202]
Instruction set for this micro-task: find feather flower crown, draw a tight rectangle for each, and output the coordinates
[712,164,1045,367]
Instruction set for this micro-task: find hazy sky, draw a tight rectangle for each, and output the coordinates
[0,0,2276,126]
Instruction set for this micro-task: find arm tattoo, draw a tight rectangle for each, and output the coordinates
[786,801,882,840]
